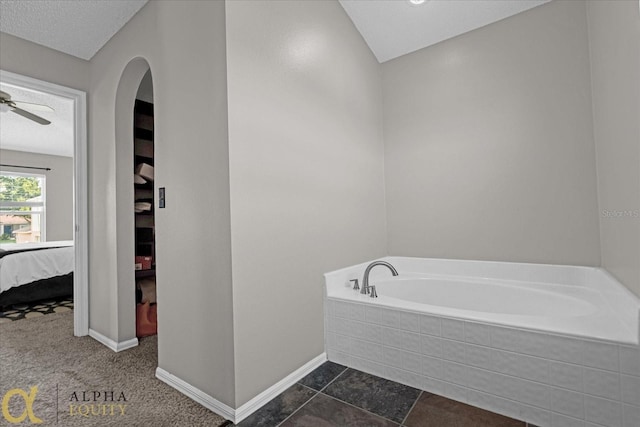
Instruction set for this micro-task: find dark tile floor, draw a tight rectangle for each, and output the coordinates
[235,361,535,427]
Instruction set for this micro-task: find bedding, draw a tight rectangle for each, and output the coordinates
[0,241,74,305]
[0,273,73,308]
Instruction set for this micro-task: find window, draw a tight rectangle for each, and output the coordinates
[0,172,46,244]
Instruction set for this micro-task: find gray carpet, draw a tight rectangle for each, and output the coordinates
[0,312,228,426]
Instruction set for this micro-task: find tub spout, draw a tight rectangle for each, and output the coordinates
[361,261,398,294]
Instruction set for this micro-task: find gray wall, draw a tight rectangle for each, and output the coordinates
[0,149,73,241]
[2,2,237,407]
[0,33,87,245]
[587,0,640,297]
[136,70,153,103]
[86,1,156,357]
[226,0,387,405]
[88,0,236,406]
[2,0,637,414]
[382,0,601,267]
[0,32,90,92]
[155,0,235,405]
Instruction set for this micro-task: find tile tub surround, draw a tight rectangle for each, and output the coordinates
[324,257,640,427]
[325,299,640,427]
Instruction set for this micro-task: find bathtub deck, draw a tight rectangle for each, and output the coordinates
[325,256,640,345]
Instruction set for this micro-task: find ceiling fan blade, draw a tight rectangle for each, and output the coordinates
[12,100,54,112]
[10,107,51,125]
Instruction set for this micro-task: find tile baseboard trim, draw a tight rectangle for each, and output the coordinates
[235,352,327,423]
[155,367,235,421]
[88,328,138,352]
[156,353,327,424]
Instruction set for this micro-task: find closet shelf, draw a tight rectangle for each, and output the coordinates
[134,99,156,284]
[135,269,156,279]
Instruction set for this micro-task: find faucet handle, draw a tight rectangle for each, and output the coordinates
[369,285,378,298]
[349,279,360,291]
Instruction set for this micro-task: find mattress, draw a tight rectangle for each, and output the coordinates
[0,241,74,293]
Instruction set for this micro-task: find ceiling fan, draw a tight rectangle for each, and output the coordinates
[0,90,54,125]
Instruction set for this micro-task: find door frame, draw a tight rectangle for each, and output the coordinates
[0,70,89,336]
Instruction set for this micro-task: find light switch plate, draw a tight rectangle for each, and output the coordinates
[159,187,165,208]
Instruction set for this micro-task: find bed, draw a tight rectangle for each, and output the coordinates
[0,240,74,307]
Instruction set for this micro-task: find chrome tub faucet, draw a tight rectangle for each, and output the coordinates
[361,260,398,295]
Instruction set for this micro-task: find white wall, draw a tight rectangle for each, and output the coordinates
[587,0,640,297]
[0,149,73,241]
[382,0,601,267]
[226,0,387,406]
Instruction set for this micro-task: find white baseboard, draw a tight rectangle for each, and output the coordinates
[155,367,236,421]
[156,352,327,424]
[88,329,138,352]
[235,352,326,423]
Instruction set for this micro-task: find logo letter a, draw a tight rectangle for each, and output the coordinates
[2,386,44,424]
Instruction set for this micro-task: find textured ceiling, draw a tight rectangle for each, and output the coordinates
[0,0,148,60]
[339,0,552,63]
[0,83,74,158]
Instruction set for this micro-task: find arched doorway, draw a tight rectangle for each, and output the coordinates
[114,58,155,345]
[132,70,158,341]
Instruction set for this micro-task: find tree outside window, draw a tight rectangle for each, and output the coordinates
[0,172,46,244]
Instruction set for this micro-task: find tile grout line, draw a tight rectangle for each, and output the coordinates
[319,390,404,426]
[274,384,319,427]
[274,365,349,427]
[618,346,623,422]
[400,390,423,426]
[273,363,534,427]
[335,362,563,425]
[318,367,416,425]
[317,366,349,394]
[340,369,532,425]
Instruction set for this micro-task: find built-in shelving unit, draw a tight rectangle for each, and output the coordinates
[134,99,155,279]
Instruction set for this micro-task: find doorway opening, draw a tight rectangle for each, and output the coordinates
[133,70,157,341]
[114,57,154,348]
[0,70,88,336]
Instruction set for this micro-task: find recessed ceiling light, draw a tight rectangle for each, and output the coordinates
[409,0,426,5]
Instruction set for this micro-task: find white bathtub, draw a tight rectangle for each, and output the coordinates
[376,278,597,317]
[325,257,639,344]
[324,257,640,427]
